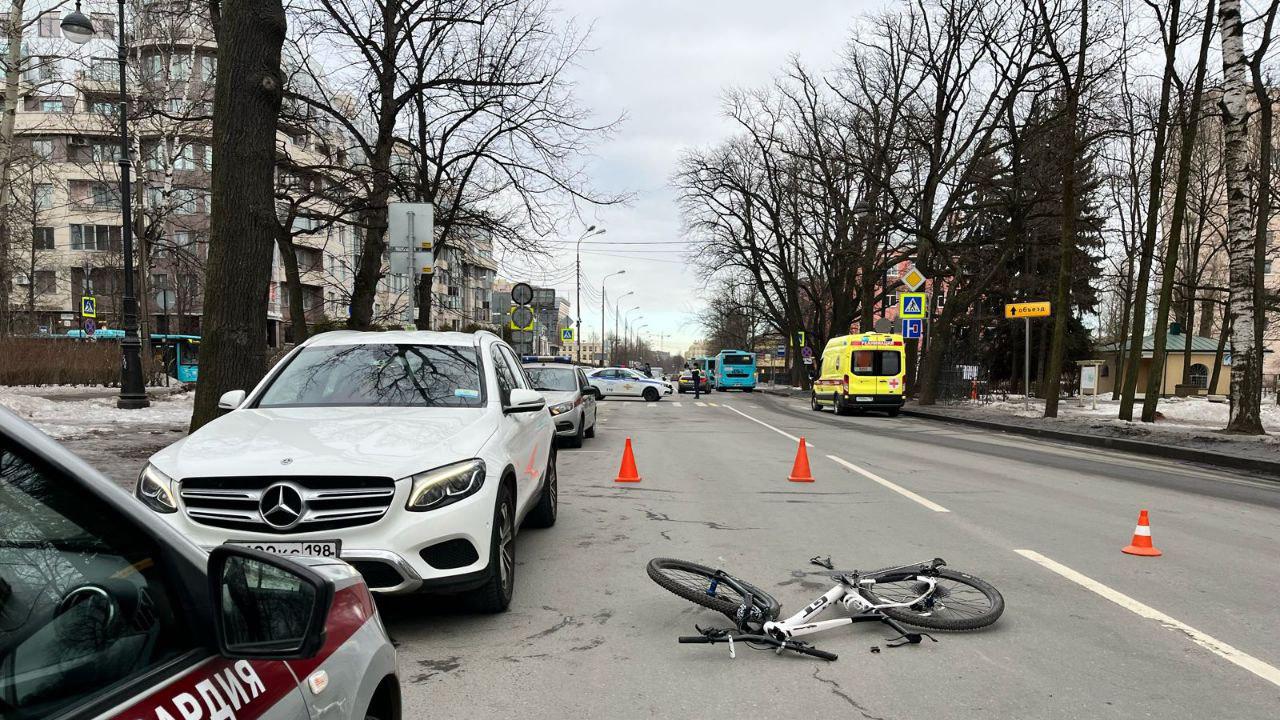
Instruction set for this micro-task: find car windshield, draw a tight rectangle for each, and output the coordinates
[257,343,485,408]
[526,367,579,392]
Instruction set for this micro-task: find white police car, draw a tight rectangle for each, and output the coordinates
[586,367,674,401]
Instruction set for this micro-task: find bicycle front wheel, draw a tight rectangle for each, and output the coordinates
[647,558,781,623]
[858,568,1004,631]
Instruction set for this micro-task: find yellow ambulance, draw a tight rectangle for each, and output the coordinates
[811,332,906,417]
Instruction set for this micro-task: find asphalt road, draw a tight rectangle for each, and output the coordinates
[381,390,1280,719]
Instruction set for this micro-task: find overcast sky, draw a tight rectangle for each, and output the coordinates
[505,0,876,357]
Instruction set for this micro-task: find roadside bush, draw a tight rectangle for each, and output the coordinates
[0,338,164,386]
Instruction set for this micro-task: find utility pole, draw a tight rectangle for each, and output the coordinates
[574,226,603,364]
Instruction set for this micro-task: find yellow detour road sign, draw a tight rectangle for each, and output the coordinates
[899,292,927,319]
[509,306,535,331]
[1005,301,1051,319]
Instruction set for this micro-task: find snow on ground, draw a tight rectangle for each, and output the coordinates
[1,386,194,487]
[0,386,194,440]
[924,395,1280,463]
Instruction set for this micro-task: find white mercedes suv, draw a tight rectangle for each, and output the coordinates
[135,330,556,613]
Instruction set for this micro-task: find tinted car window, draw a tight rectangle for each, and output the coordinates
[851,350,901,377]
[258,344,484,408]
[722,354,753,365]
[499,347,531,389]
[0,446,193,719]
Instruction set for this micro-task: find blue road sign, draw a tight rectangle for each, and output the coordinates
[80,296,97,318]
[902,317,923,339]
[83,319,97,336]
[901,294,924,317]
[776,347,786,357]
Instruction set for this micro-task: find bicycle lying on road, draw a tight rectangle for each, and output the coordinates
[647,556,1004,661]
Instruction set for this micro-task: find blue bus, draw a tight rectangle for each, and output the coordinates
[714,350,756,392]
[63,330,201,383]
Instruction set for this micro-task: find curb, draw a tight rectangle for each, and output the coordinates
[901,407,1280,477]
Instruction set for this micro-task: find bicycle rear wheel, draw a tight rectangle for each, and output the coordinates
[857,568,1004,631]
[647,558,781,623]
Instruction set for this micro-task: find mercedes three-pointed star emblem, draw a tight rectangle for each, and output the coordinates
[259,483,305,529]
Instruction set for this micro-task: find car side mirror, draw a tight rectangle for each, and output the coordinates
[208,546,334,660]
[504,387,547,414]
[217,389,246,410]
[585,386,602,399]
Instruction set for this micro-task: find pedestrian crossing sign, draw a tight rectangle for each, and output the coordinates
[80,296,96,318]
[899,292,927,319]
[561,327,575,342]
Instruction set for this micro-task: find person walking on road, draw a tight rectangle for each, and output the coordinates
[691,365,702,399]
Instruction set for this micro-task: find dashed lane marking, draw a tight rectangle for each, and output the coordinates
[825,455,949,512]
[722,405,814,447]
[673,402,682,407]
[1015,549,1280,689]
[708,402,720,407]
[695,402,707,407]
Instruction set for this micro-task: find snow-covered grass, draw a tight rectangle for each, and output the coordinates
[0,387,194,439]
[931,395,1280,453]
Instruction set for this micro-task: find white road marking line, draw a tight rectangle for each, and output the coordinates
[673,402,683,407]
[825,455,950,512]
[723,405,813,447]
[708,402,720,407]
[1014,549,1280,689]
[695,401,707,407]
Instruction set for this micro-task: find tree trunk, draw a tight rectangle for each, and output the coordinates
[917,300,957,405]
[1209,299,1231,393]
[1120,0,1182,421]
[190,0,287,431]
[1218,0,1265,433]
[276,234,308,342]
[1142,0,1215,421]
[0,1,26,336]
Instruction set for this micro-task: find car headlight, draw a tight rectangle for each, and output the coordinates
[406,459,486,512]
[548,400,576,416]
[136,464,177,513]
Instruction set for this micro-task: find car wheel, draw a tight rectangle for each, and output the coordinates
[563,419,584,448]
[744,387,754,393]
[469,484,516,613]
[886,408,901,418]
[584,420,596,438]
[525,450,557,528]
[834,395,852,416]
[810,392,822,412]
[642,387,659,402]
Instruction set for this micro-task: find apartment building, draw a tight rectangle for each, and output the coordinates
[3,1,371,345]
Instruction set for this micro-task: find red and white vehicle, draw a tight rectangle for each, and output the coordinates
[0,407,401,720]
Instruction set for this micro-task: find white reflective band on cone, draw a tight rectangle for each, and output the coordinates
[1133,525,1151,536]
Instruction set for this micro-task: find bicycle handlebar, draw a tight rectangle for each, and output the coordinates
[678,634,838,661]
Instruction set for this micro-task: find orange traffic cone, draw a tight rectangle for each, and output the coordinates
[615,437,642,483]
[1122,509,1162,557]
[788,437,814,483]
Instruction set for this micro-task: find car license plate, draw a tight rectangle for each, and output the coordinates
[855,396,873,402]
[226,540,341,558]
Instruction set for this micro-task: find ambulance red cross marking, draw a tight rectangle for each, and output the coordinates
[888,378,900,390]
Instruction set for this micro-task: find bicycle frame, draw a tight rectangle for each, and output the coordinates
[762,574,938,641]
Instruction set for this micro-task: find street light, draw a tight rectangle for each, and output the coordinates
[614,297,635,366]
[574,225,605,364]
[64,1,149,409]
[626,314,644,363]
[601,271,625,367]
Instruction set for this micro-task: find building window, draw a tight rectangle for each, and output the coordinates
[143,54,163,81]
[33,184,53,211]
[166,97,186,115]
[204,144,213,169]
[30,139,53,160]
[39,98,64,113]
[1189,363,1209,389]
[33,270,57,295]
[1266,260,1274,275]
[26,56,57,82]
[92,13,115,39]
[89,99,116,115]
[92,142,120,163]
[172,188,201,215]
[151,272,170,289]
[90,58,116,82]
[33,227,54,250]
[169,54,192,81]
[70,224,122,252]
[200,56,216,82]
[173,231,194,253]
[76,181,120,209]
[37,12,59,37]
[174,144,195,170]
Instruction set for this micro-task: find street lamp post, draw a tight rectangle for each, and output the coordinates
[63,2,148,409]
[601,271,625,367]
[574,226,604,364]
[626,313,644,363]
[617,302,636,366]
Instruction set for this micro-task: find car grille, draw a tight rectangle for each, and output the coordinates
[179,475,397,534]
